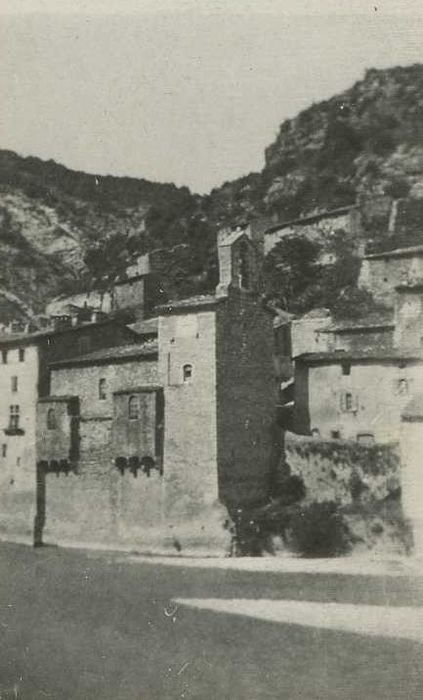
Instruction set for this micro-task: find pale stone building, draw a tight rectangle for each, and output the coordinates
[34,225,277,553]
[358,244,423,308]
[0,319,138,542]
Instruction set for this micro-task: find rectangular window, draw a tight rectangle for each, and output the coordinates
[9,405,20,430]
[98,378,107,400]
[11,376,18,393]
[1,444,6,458]
[19,348,25,362]
[341,392,356,412]
[2,349,8,364]
[342,362,351,376]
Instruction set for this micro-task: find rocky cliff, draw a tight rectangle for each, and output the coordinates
[1,64,423,321]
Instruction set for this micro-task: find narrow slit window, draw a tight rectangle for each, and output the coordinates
[19,348,25,362]
[345,393,353,411]
[2,444,7,458]
[11,376,18,393]
[2,350,8,364]
[128,396,139,420]
[182,364,193,383]
[98,378,107,400]
[47,408,56,430]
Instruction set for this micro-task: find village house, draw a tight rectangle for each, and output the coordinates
[34,224,277,554]
[292,259,423,444]
[0,317,139,541]
[264,205,362,262]
[358,244,423,307]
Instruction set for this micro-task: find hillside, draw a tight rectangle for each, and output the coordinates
[1,64,423,322]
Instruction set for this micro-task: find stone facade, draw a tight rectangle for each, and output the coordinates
[29,225,276,554]
[295,354,423,444]
[0,343,39,540]
[400,395,423,555]
[394,284,423,350]
[358,245,423,308]
[264,206,360,257]
[38,349,162,548]
[0,320,138,543]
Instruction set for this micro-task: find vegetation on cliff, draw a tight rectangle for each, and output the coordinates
[1,64,423,320]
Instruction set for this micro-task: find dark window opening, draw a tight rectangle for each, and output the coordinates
[331,430,341,439]
[11,376,18,393]
[128,396,139,420]
[342,362,351,376]
[2,350,8,364]
[19,348,25,362]
[182,364,193,383]
[345,393,353,411]
[98,378,107,400]
[2,444,6,457]
[9,405,20,431]
[47,408,56,430]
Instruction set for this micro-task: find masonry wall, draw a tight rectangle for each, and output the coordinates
[158,310,219,514]
[296,359,423,443]
[328,328,393,352]
[42,357,163,549]
[394,290,423,350]
[46,290,113,315]
[285,431,400,505]
[158,310,230,553]
[400,418,423,554]
[216,290,277,509]
[38,322,136,395]
[358,254,423,307]
[0,344,39,541]
[264,209,359,256]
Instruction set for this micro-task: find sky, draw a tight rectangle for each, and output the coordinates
[1,1,423,194]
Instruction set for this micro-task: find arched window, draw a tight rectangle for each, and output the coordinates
[47,408,56,430]
[182,364,193,383]
[98,378,107,400]
[128,396,139,420]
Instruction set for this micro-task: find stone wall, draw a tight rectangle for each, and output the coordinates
[42,416,165,549]
[0,343,39,542]
[40,357,163,549]
[285,431,400,506]
[295,358,423,443]
[358,251,423,308]
[216,289,277,509]
[158,309,230,553]
[264,208,359,256]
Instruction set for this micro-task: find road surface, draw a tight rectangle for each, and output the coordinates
[0,543,422,699]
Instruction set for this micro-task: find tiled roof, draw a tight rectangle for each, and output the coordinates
[297,348,423,363]
[265,206,354,235]
[0,319,137,347]
[50,341,158,368]
[396,282,423,293]
[364,244,423,260]
[155,294,224,314]
[402,394,423,420]
[129,317,159,336]
[319,312,395,333]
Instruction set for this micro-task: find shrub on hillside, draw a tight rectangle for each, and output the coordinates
[288,501,352,558]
